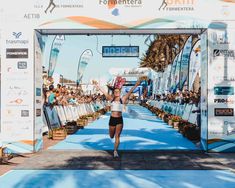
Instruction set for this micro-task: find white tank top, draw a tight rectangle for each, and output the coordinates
[111,100,123,112]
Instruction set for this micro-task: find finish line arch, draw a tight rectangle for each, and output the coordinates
[0,0,235,153]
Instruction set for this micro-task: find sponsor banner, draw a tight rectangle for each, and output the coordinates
[213,49,235,59]
[159,66,169,93]
[200,30,208,151]
[214,108,234,116]
[0,0,235,30]
[21,110,29,117]
[189,39,201,90]
[34,31,44,148]
[1,27,34,145]
[48,35,65,77]
[172,50,182,92]
[208,28,235,152]
[165,64,172,92]
[214,98,235,104]
[77,49,93,85]
[5,31,29,47]
[159,0,197,12]
[6,48,28,59]
[223,121,235,138]
[179,35,193,90]
[36,88,41,96]
[214,86,234,95]
[44,0,84,14]
[169,53,179,91]
[36,109,41,117]
[17,61,27,69]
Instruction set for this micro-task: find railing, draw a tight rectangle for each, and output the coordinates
[147,100,199,125]
[43,101,107,131]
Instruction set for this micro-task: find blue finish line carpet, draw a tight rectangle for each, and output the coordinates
[49,105,198,150]
[1,170,235,188]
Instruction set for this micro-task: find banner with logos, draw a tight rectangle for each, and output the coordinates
[171,50,182,92]
[200,30,208,151]
[0,25,35,153]
[164,65,172,93]
[0,0,235,153]
[0,0,234,31]
[179,36,193,90]
[77,49,93,85]
[169,53,179,91]
[189,39,201,91]
[34,31,43,152]
[48,35,65,77]
[159,67,167,94]
[207,27,235,152]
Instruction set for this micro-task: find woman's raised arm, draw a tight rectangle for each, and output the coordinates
[93,80,113,101]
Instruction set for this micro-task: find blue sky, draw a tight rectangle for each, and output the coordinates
[43,34,152,83]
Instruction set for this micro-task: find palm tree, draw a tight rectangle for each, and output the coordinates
[140,34,197,72]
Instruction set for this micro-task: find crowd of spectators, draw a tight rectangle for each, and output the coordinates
[43,78,106,108]
[153,89,201,105]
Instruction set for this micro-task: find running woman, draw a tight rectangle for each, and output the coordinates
[93,78,141,158]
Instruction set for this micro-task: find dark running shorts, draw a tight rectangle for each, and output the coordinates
[109,116,123,126]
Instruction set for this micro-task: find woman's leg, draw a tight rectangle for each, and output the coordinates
[109,125,116,139]
[114,124,123,151]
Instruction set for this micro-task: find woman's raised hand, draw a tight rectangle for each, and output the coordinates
[92,80,98,86]
[139,76,148,81]
[136,76,146,86]
[135,79,141,86]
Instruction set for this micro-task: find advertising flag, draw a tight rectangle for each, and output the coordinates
[169,54,179,91]
[172,51,182,92]
[179,36,193,90]
[189,40,201,90]
[48,35,65,77]
[77,49,93,85]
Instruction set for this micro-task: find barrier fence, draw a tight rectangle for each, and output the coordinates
[147,100,199,126]
[43,101,107,139]
[145,100,200,141]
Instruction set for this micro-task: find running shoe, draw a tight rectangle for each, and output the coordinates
[113,150,119,158]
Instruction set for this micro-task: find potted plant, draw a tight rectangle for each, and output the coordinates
[163,113,169,123]
[172,116,181,129]
[168,115,173,126]
[184,124,200,141]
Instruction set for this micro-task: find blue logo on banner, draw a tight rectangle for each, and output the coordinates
[36,88,41,96]
[13,32,22,39]
[214,86,234,95]
[112,8,119,16]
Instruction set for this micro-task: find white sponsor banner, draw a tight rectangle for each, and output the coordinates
[34,31,43,150]
[164,64,172,93]
[77,49,93,84]
[169,53,179,91]
[189,39,201,90]
[208,27,235,151]
[1,24,34,143]
[200,30,208,150]
[0,0,235,30]
[179,36,193,90]
[48,35,65,77]
[172,50,182,92]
